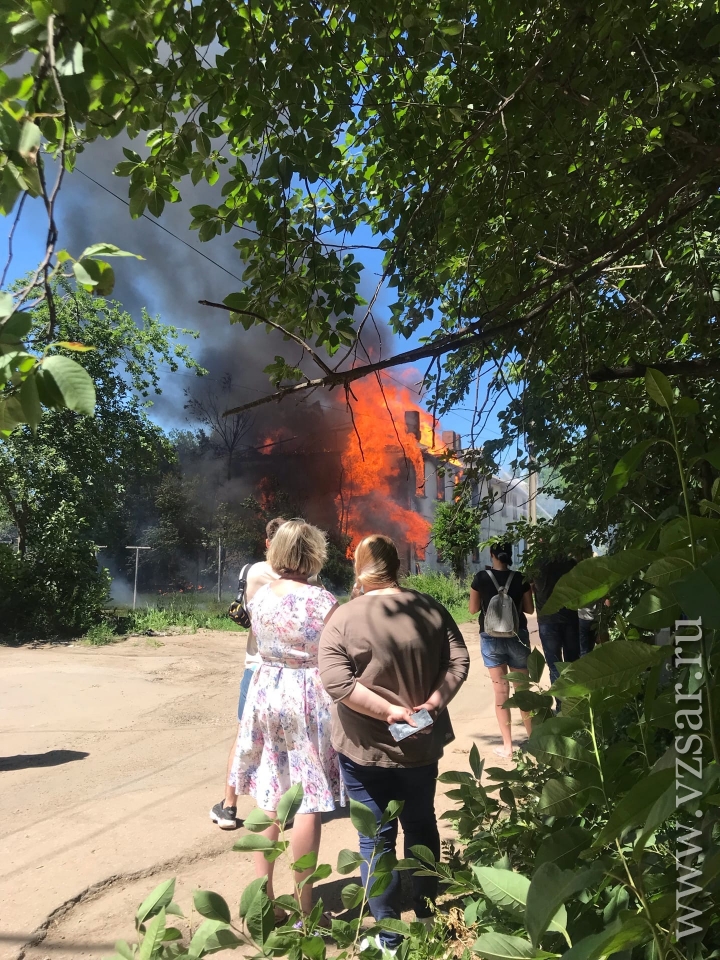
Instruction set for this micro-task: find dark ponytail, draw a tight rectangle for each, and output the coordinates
[490,541,513,565]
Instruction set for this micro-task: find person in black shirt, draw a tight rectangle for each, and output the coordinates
[532,555,580,685]
[469,542,534,758]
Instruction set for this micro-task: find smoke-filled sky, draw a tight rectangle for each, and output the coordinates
[5,135,505,449]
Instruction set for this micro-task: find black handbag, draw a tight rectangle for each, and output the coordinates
[228,563,252,628]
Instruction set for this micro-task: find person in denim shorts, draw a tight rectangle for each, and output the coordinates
[469,542,535,758]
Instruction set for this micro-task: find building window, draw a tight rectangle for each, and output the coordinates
[436,469,445,500]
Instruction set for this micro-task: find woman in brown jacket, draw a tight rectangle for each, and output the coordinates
[319,535,469,950]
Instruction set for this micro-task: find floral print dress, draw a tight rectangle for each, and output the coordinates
[229,582,345,814]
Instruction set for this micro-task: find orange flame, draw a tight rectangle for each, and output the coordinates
[335,374,455,559]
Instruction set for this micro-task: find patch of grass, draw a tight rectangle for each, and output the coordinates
[81,621,119,646]
[90,592,247,640]
[401,572,474,625]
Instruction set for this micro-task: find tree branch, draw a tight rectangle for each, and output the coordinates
[221,173,718,417]
[198,299,333,375]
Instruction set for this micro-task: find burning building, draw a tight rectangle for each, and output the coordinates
[243,372,532,576]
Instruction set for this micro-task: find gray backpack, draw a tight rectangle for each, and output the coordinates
[484,571,520,638]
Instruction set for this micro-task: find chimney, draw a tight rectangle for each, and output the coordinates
[442,430,460,451]
[404,410,421,440]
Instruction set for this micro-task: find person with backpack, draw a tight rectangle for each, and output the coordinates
[469,542,534,758]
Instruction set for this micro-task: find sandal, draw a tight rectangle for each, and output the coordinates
[273,908,289,926]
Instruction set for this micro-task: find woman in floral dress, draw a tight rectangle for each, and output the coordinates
[230,520,342,917]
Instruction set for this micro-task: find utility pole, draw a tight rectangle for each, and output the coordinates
[527,436,538,525]
[126,546,151,610]
[217,538,222,601]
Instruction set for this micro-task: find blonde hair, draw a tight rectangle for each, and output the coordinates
[354,535,400,590]
[267,519,327,578]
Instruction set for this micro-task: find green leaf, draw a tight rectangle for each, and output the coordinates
[233,834,277,852]
[537,777,586,817]
[0,292,14,321]
[592,769,675,849]
[535,827,592,869]
[594,917,652,956]
[57,41,84,76]
[527,734,595,771]
[439,20,464,35]
[18,119,41,161]
[19,373,42,431]
[472,933,540,960]
[136,879,176,927]
[469,741,484,779]
[645,368,674,408]
[349,799,377,838]
[79,243,143,260]
[113,941,134,960]
[505,690,554,712]
[603,439,660,500]
[300,864,332,888]
[541,551,656,616]
[380,798,404,826]
[550,641,669,699]
[369,871,394,898]
[473,866,529,915]
[671,553,720,628]
[243,807,276,832]
[292,851,318,871]
[39,355,95,415]
[0,396,25,433]
[277,782,304,826]
[138,907,166,960]
[634,783,676,855]
[526,648,545,684]
[340,882,365,909]
[379,918,411,935]
[336,848,364,875]
[73,257,102,288]
[93,262,115,296]
[188,919,229,959]
[559,928,618,960]
[239,877,266,918]
[245,887,274,947]
[627,587,681,630]
[673,397,700,417]
[193,890,231,924]
[642,556,693,589]
[204,927,245,952]
[409,844,436,865]
[301,934,327,960]
[526,863,600,947]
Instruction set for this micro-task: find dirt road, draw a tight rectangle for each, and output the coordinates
[0,622,539,960]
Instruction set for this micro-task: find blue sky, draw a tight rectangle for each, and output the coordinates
[5,151,506,450]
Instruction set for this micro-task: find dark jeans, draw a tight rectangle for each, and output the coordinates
[578,619,598,658]
[538,618,580,684]
[338,754,440,948]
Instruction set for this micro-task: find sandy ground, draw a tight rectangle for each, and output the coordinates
[0,619,542,960]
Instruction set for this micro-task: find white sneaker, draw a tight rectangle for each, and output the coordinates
[359,935,397,958]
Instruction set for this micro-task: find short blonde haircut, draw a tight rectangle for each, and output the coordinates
[355,535,400,590]
[267,520,327,578]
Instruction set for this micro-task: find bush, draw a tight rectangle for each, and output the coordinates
[402,571,473,624]
[83,621,118,646]
[0,505,110,641]
[115,634,718,960]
